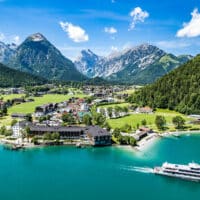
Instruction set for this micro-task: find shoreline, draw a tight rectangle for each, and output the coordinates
[1,130,200,151]
[134,133,160,151]
[161,130,200,137]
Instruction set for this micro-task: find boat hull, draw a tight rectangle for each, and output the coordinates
[154,168,200,182]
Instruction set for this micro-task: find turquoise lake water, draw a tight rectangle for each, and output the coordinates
[1,134,200,200]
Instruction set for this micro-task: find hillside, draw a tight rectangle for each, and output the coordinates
[130,55,200,114]
[0,63,46,87]
[75,49,102,77]
[9,33,86,82]
[75,44,192,84]
[0,42,16,64]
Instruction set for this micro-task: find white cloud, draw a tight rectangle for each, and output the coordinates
[129,7,149,30]
[0,33,20,44]
[104,27,117,34]
[12,35,20,44]
[111,46,118,51]
[156,40,191,49]
[0,33,5,41]
[176,8,200,38]
[59,21,89,43]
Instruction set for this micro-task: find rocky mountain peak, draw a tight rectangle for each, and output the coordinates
[8,33,85,82]
[75,49,102,77]
[27,33,46,42]
[0,41,17,63]
[75,43,192,84]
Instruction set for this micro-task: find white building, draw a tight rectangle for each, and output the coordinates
[80,103,89,111]
[12,122,23,138]
[12,121,31,138]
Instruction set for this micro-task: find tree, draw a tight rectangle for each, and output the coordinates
[122,106,129,113]
[39,116,46,123]
[92,112,106,126]
[99,108,106,116]
[120,123,132,133]
[82,114,92,125]
[118,135,129,145]
[129,137,136,146]
[4,130,12,137]
[84,97,94,104]
[52,132,60,140]
[25,126,31,141]
[172,116,185,129]
[114,106,121,117]
[43,133,52,140]
[62,113,75,124]
[2,106,7,116]
[11,119,18,126]
[0,126,6,135]
[113,128,121,138]
[26,114,32,122]
[107,107,113,118]
[141,119,147,126]
[155,115,166,130]
[103,122,111,131]
[32,136,39,145]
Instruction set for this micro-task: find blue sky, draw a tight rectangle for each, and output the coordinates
[0,0,200,60]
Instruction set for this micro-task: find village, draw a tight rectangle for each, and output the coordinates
[0,84,160,150]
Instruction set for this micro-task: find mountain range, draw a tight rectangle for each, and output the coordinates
[7,33,85,82]
[75,44,192,84]
[0,42,17,64]
[0,32,193,86]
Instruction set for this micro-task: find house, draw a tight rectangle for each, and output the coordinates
[12,121,31,137]
[12,98,25,105]
[190,119,200,124]
[29,125,86,139]
[135,106,153,114]
[0,101,6,109]
[139,127,153,133]
[14,122,111,146]
[11,113,29,119]
[80,103,89,111]
[94,93,105,98]
[86,126,111,146]
[35,103,58,117]
[133,127,153,141]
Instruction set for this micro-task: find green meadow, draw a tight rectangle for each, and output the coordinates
[8,94,87,114]
[1,94,25,101]
[116,89,135,94]
[0,94,87,126]
[107,108,192,131]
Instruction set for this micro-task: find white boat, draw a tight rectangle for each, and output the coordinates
[154,162,200,182]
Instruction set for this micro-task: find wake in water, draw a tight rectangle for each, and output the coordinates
[121,165,154,174]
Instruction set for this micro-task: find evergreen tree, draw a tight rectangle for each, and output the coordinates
[155,115,166,130]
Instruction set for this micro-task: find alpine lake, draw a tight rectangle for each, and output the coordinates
[1,133,200,200]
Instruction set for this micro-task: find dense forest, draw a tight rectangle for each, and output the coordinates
[129,55,200,114]
[0,63,47,87]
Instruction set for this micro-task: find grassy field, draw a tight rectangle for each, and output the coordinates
[116,89,135,95]
[107,109,192,131]
[8,94,87,114]
[97,103,130,109]
[0,94,25,101]
[0,94,87,127]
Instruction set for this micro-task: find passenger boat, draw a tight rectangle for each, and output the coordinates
[154,162,200,182]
